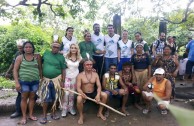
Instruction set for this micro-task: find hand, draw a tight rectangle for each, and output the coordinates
[126,82,132,87]
[112,90,118,95]
[172,71,178,77]
[102,50,106,54]
[15,82,21,92]
[80,92,87,99]
[92,68,96,72]
[124,88,128,94]
[5,72,10,79]
[95,95,101,104]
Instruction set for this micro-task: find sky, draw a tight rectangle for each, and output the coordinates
[1,0,192,25]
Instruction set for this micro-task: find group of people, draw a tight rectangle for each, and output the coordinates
[5,23,194,125]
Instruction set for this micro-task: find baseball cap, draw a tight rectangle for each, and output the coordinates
[153,68,165,75]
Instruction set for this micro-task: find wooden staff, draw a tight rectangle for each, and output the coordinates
[62,88,126,117]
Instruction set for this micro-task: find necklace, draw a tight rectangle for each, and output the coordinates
[69,56,77,62]
[85,71,92,83]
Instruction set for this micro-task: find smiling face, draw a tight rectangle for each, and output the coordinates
[84,33,91,42]
[122,31,128,40]
[163,46,172,56]
[109,65,117,75]
[107,25,114,35]
[93,24,100,34]
[135,33,142,41]
[136,45,143,53]
[155,74,164,81]
[66,28,74,37]
[70,44,77,54]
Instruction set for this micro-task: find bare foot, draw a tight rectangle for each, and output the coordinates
[97,113,106,121]
[121,109,130,116]
[134,103,143,110]
[78,116,84,125]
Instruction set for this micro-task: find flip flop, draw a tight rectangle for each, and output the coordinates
[161,109,168,115]
[51,115,60,120]
[28,116,38,121]
[39,118,47,124]
[142,109,151,114]
[17,119,27,125]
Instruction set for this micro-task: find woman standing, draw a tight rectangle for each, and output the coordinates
[61,27,77,56]
[152,45,179,97]
[14,41,42,125]
[61,44,82,117]
[118,30,134,71]
[131,43,151,91]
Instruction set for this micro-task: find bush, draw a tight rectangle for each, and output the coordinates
[0,77,15,89]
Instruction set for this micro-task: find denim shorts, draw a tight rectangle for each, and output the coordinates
[44,81,56,103]
[104,88,122,98]
[19,80,39,93]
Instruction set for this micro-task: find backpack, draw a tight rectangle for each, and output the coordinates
[150,40,160,55]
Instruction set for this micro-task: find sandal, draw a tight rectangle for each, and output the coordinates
[51,115,60,120]
[28,116,38,121]
[18,119,27,125]
[40,117,47,124]
[142,109,151,114]
[161,109,168,115]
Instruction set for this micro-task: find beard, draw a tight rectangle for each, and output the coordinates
[160,38,165,41]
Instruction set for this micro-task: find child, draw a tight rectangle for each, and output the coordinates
[179,53,188,80]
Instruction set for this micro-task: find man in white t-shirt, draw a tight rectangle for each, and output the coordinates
[104,24,120,72]
[91,23,105,79]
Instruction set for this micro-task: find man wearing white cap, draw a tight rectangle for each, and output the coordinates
[142,68,172,115]
[6,39,26,118]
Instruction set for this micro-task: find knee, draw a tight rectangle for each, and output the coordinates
[77,96,83,104]
[101,92,108,100]
[158,104,166,110]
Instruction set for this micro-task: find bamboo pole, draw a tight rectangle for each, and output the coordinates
[62,88,126,117]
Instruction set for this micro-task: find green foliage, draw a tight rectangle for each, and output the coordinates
[0,22,52,72]
[0,77,15,89]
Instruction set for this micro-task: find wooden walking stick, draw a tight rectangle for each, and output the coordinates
[62,88,126,117]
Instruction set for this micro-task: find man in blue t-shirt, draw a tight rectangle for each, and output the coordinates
[186,40,194,83]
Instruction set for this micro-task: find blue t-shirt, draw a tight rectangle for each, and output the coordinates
[187,40,194,61]
[131,53,150,69]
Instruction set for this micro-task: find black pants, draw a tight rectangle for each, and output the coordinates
[93,56,104,80]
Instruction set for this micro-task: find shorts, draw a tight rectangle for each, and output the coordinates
[85,91,97,99]
[104,89,122,98]
[186,60,194,74]
[158,101,170,108]
[44,81,56,103]
[142,91,153,97]
[19,80,39,93]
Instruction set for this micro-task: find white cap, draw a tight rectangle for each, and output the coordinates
[153,68,165,75]
[135,43,144,48]
[16,39,28,46]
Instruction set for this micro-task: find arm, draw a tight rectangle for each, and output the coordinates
[5,63,14,78]
[144,43,149,54]
[61,69,66,88]
[36,54,43,79]
[13,56,22,91]
[117,49,121,62]
[148,65,151,78]
[76,74,86,98]
[161,80,172,100]
[172,57,179,77]
[143,77,155,91]
[95,73,102,102]
[119,74,128,93]
[102,75,106,90]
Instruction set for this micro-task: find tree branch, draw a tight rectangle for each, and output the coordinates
[162,0,194,24]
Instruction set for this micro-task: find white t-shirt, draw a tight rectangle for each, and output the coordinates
[65,58,80,78]
[62,36,77,56]
[91,33,105,56]
[104,34,120,58]
[118,40,133,58]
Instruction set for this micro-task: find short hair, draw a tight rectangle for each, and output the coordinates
[22,41,35,54]
[93,23,100,29]
[122,30,128,33]
[109,63,117,68]
[135,32,141,36]
[172,36,176,39]
[107,24,114,28]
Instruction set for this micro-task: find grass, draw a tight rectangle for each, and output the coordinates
[0,76,15,89]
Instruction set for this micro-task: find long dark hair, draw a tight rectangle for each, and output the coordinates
[22,41,35,54]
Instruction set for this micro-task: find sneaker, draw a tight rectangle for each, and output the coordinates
[161,109,168,115]
[69,108,76,115]
[61,109,67,117]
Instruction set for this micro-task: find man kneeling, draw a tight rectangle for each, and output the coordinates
[142,68,172,115]
[76,59,107,125]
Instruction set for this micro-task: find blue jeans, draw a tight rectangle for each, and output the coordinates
[104,57,118,72]
[118,58,130,71]
[19,80,39,93]
[93,55,104,79]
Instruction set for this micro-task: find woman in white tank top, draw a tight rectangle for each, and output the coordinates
[61,43,82,117]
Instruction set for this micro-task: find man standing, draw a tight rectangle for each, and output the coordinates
[76,59,107,125]
[185,39,194,83]
[39,41,66,124]
[134,32,149,54]
[104,24,120,72]
[152,32,166,57]
[91,23,105,79]
[142,68,172,115]
[7,39,26,118]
